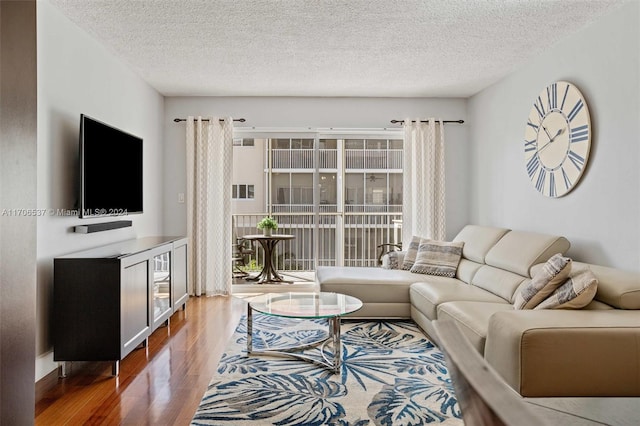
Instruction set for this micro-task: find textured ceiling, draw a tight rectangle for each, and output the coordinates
[49,0,623,97]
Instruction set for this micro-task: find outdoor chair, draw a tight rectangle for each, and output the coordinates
[232,237,255,277]
[376,242,402,265]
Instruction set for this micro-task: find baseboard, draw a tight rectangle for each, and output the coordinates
[35,350,56,382]
[35,367,59,403]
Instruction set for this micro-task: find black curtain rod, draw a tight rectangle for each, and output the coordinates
[390,119,464,124]
[173,118,246,123]
[174,117,461,124]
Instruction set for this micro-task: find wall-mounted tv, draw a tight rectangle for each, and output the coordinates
[79,114,143,218]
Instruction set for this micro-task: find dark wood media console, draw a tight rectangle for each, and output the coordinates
[53,236,188,376]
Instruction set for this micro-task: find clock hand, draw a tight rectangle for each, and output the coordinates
[548,128,564,143]
[541,125,554,140]
[537,139,553,153]
[538,128,565,153]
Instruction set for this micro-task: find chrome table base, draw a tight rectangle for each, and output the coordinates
[246,307,342,374]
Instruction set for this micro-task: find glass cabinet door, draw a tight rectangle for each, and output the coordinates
[153,251,172,321]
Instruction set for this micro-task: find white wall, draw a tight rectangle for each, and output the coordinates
[468,2,639,271]
[163,97,470,239]
[36,0,165,380]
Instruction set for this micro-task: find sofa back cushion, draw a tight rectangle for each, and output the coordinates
[484,230,570,277]
[453,225,510,263]
[573,261,640,309]
[456,258,484,284]
[471,266,528,302]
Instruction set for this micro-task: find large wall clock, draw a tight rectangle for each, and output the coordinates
[524,81,591,197]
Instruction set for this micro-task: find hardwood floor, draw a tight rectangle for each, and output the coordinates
[35,295,246,425]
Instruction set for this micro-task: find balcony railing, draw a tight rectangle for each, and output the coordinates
[271,204,401,214]
[272,204,338,213]
[271,149,337,169]
[233,211,402,271]
[345,149,402,170]
[345,204,402,213]
[270,149,403,170]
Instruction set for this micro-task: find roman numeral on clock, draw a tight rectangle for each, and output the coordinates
[524,139,536,152]
[570,124,589,143]
[534,97,546,119]
[568,150,585,171]
[561,167,572,190]
[526,153,540,178]
[547,83,557,109]
[536,168,546,192]
[549,171,556,197]
[560,83,570,110]
[567,99,584,122]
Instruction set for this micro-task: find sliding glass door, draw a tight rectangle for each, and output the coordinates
[231,130,402,272]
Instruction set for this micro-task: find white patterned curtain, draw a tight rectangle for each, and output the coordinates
[402,118,446,245]
[186,116,234,296]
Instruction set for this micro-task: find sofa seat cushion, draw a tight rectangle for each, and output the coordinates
[317,266,436,304]
[436,302,514,354]
[410,280,506,320]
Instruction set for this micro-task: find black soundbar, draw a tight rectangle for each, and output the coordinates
[74,220,132,234]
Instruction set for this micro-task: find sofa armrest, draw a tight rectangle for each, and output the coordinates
[381,250,406,268]
[485,310,640,397]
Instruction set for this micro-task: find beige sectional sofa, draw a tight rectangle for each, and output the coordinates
[316,224,640,397]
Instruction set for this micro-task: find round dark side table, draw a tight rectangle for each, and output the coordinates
[241,234,295,283]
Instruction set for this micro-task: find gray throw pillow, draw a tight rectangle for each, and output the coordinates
[401,236,421,271]
[513,253,572,310]
[409,239,464,278]
[382,251,401,270]
[535,267,598,310]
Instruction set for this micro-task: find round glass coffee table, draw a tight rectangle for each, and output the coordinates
[247,292,363,373]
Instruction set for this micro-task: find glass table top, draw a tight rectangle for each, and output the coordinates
[249,292,363,319]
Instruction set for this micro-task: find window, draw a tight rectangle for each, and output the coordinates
[291,138,313,149]
[272,173,315,212]
[232,184,254,199]
[233,138,255,147]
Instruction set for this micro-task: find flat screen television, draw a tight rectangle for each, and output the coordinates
[79,114,143,218]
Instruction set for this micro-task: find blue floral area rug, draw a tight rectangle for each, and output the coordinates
[192,315,463,425]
